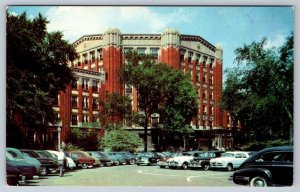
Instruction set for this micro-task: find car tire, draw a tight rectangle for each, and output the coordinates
[203,164,210,171]
[87,164,93,168]
[81,163,88,169]
[115,161,120,166]
[129,160,135,165]
[226,163,233,171]
[182,163,188,170]
[40,167,48,176]
[250,176,268,187]
[160,166,165,168]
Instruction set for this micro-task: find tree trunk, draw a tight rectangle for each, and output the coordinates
[144,117,148,152]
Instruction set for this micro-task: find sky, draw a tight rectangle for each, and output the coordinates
[7,6,294,74]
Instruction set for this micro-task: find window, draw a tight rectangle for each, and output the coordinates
[255,152,293,162]
[137,48,146,55]
[203,56,207,66]
[71,96,78,107]
[150,48,159,57]
[82,78,89,90]
[83,115,89,122]
[83,53,88,64]
[90,51,95,62]
[92,80,98,92]
[97,49,103,60]
[92,98,98,110]
[82,97,88,108]
[92,115,98,123]
[71,115,78,125]
[124,47,133,54]
[72,79,77,89]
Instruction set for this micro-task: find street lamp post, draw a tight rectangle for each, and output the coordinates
[57,124,61,151]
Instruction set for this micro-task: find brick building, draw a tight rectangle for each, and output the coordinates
[50,28,235,151]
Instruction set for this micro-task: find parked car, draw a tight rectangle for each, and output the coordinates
[47,150,76,170]
[6,162,25,186]
[20,149,58,176]
[6,147,41,178]
[6,152,39,181]
[231,146,293,187]
[136,152,163,166]
[189,151,224,170]
[168,151,204,170]
[158,152,182,168]
[106,152,127,165]
[210,151,250,171]
[103,152,123,166]
[82,151,102,167]
[87,151,113,166]
[35,150,59,173]
[118,151,137,164]
[65,151,95,169]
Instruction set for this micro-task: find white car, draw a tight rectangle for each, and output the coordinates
[65,157,76,169]
[168,152,203,170]
[209,151,250,171]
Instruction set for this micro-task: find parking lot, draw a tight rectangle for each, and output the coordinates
[23,165,238,186]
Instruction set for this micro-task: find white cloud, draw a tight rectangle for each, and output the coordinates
[45,6,191,43]
[264,34,286,49]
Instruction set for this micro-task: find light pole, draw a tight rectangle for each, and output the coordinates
[57,122,61,151]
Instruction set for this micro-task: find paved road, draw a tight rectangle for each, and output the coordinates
[26,165,239,186]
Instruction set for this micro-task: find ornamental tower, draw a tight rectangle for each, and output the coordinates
[160,29,181,69]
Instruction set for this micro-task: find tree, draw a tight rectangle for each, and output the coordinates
[222,33,294,146]
[100,92,133,125]
[120,51,198,151]
[100,129,142,152]
[6,12,77,147]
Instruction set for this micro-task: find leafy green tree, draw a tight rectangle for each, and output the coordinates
[6,12,77,147]
[100,129,142,152]
[100,93,133,125]
[120,51,198,151]
[222,33,293,146]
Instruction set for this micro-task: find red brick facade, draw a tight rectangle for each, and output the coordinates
[52,28,235,150]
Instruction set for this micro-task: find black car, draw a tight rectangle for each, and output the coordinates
[6,152,39,181]
[136,152,163,166]
[231,146,293,187]
[20,149,58,176]
[189,151,224,170]
[6,162,25,186]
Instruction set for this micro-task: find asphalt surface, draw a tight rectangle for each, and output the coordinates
[23,165,239,186]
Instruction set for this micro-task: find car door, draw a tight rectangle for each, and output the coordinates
[268,152,293,186]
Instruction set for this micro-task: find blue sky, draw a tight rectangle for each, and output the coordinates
[7,6,294,75]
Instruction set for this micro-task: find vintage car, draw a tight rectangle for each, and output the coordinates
[103,152,125,166]
[87,151,113,166]
[35,150,59,173]
[6,152,39,181]
[157,152,182,168]
[6,147,41,178]
[168,151,204,170]
[231,146,293,187]
[65,151,95,169]
[6,162,26,185]
[189,151,224,170]
[115,151,137,165]
[136,152,164,166]
[20,149,58,176]
[47,150,76,170]
[82,151,102,167]
[210,151,250,171]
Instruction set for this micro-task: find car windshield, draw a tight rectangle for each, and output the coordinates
[221,153,235,157]
[6,152,15,161]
